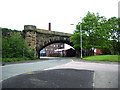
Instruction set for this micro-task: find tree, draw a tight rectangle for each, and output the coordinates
[107,17,120,54]
[70,11,119,56]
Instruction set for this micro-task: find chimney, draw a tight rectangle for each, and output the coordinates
[48,22,51,31]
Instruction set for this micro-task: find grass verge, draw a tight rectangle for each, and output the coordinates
[2,57,38,62]
[82,55,119,62]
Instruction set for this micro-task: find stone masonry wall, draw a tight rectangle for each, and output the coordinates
[23,25,72,58]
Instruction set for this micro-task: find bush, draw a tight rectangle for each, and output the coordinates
[2,33,35,58]
[1,28,40,62]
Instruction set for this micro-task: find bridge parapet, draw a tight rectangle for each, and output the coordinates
[24,25,71,36]
[37,29,71,36]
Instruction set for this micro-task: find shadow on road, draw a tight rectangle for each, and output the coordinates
[2,69,94,88]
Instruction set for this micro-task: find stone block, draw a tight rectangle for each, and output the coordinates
[24,25,36,30]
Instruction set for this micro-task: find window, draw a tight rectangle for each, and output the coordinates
[61,45,63,47]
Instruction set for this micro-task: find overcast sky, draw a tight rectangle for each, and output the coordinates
[0,0,119,34]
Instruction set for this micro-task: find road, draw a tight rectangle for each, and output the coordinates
[1,57,119,88]
[1,57,72,81]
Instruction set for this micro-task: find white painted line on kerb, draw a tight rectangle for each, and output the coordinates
[44,60,74,71]
[92,71,96,88]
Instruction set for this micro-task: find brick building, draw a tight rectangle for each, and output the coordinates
[41,43,64,56]
[94,48,102,55]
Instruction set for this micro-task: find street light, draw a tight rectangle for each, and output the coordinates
[70,22,83,58]
[79,22,83,59]
[23,48,25,57]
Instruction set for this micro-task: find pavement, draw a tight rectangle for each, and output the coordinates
[1,57,119,89]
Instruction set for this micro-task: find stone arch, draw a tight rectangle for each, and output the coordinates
[38,40,73,51]
[23,25,79,58]
[37,39,74,58]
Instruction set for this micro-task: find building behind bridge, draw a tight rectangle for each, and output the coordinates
[41,43,65,56]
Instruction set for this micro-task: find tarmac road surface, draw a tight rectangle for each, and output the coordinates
[1,57,72,81]
[2,69,94,88]
[1,57,119,89]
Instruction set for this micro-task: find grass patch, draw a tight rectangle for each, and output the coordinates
[2,57,38,62]
[83,55,119,62]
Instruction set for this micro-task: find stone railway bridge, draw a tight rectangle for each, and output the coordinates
[23,25,76,58]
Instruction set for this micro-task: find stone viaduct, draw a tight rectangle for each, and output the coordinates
[23,25,75,58]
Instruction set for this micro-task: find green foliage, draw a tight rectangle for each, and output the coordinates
[0,29,2,61]
[2,32,35,60]
[0,27,19,32]
[70,32,80,49]
[2,57,38,62]
[70,11,119,55]
[3,33,24,58]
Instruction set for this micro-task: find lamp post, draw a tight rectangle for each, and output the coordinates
[79,22,83,59]
[70,22,83,58]
[23,48,25,57]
